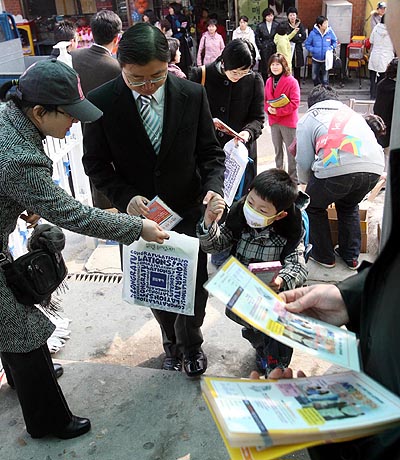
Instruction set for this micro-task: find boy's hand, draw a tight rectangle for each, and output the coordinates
[203,191,225,226]
[269,276,283,292]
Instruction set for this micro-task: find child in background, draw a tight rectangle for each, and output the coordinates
[274,22,298,72]
[167,37,187,78]
[198,169,309,375]
[197,18,225,66]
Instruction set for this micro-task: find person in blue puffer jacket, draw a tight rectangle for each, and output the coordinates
[305,15,337,86]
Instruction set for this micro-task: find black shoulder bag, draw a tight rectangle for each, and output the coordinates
[1,224,68,311]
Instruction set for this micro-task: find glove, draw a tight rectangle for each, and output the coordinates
[27,224,66,253]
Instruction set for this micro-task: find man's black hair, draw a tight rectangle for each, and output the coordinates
[54,20,76,42]
[117,23,169,66]
[386,57,398,79]
[250,168,298,212]
[287,7,298,15]
[90,10,122,45]
[220,38,255,70]
[307,85,339,108]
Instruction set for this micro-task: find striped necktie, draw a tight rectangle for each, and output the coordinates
[139,95,161,154]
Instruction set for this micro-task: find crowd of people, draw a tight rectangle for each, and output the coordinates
[0,1,399,457]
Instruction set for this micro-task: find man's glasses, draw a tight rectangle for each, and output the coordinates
[122,70,168,87]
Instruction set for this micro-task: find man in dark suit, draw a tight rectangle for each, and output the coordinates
[71,10,122,209]
[82,23,225,377]
[71,10,122,96]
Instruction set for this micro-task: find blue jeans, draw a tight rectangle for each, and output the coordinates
[306,172,380,264]
[312,60,329,86]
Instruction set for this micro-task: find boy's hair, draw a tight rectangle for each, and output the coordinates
[262,8,275,19]
[287,7,298,15]
[276,22,288,35]
[268,53,291,76]
[221,38,256,70]
[316,15,328,27]
[307,84,339,108]
[250,169,298,212]
[117,23,169,66]
[167,37,180,62]
[54,20,76,42]
[90,10,122,45]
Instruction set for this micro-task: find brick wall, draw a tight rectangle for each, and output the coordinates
[298,0,366,37]
[3,0,22,16]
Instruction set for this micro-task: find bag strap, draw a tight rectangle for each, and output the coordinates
[201,65,206,86]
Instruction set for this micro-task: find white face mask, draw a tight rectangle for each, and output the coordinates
[243,200,281,228]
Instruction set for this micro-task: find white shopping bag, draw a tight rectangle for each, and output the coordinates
[223,139,249,207]
[122,231,199,316]
[325,49,334,71]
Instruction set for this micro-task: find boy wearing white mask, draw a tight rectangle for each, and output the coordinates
[198,168,309,375]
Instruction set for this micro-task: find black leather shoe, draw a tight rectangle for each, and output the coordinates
[8,363,64,389]
[183,350,207,377]
[53,363,64,379]
[162,356,182,372]
[52,416,91,440]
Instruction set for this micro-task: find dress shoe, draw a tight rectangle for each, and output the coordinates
[162,356,182,372]
[8,362,64,389]
[53,363,64,379]
[52,415,91,440]
[183,350,207,377]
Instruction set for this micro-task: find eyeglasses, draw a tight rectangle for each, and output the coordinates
[122,70,168,87]
[55,109,78,122]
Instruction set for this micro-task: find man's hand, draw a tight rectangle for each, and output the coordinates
[203,191,225,224]
[140,219,170,244]
[127,195,150,217]
[279,284,350,327]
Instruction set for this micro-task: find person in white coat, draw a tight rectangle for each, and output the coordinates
[368,14,395,99]
[232,16,260,61]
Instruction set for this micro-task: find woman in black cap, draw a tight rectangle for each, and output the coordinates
[0,59,169,440]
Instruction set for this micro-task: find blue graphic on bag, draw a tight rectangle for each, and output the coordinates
[129,251,189,310]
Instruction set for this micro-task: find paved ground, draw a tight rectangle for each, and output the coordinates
[0,75,383,460]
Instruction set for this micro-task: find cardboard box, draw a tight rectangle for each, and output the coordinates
[327,205,368,253]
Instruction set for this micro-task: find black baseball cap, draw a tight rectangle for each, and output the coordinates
[17,59,103,123]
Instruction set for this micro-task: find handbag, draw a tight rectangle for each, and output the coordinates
[1,224,68,310]
[122,231,199,316]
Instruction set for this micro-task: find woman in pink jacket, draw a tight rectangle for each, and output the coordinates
[265,53,300,183]
[197,19,225,65]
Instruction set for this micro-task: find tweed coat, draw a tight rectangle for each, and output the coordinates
[0,101,144,353]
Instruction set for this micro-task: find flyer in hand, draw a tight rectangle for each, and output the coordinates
[223,139,248,207]
[204,256,361,372]
[213,118,247,143]
[267,94,290,108]
[202,371,400,449]
[248,261,282,285]
[147,196,182,230]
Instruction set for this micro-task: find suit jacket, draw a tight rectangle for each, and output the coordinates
[82,73,225,228]
[71,45,121,96]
